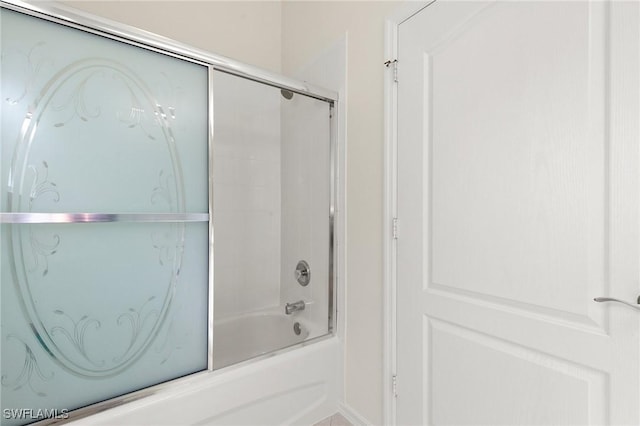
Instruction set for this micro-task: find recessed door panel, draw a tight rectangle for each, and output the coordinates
[428,1,606,322]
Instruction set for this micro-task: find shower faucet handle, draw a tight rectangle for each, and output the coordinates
[295,260,310,286]
[593,296,640,312]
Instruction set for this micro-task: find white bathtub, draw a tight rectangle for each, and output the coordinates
[70,327,340,426]
[213,311,311,369]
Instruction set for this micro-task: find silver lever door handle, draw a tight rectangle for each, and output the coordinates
[594,296,640,312]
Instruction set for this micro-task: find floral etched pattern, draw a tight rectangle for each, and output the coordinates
[115,296,160,363]
[151,169,174,207]
[27,161,61,277]
[50,71,103,127]
[50,311,104,368]
[113,73,162,140]
[28,231,60,278]
[1,335,53,397]
[28,161,60,209]
[2,41,52,106]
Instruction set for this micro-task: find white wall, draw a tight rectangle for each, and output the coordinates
[62,1,282,73]
[282,3,400,424]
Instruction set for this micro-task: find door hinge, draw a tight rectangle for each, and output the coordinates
[385,59,398,83]
[392,217,398,240]
[392,374,398,398]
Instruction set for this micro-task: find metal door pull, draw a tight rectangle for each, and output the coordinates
[593,296,640,312]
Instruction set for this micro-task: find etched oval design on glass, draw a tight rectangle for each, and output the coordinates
[7,58,185,378]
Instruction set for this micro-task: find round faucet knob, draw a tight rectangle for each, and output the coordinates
[295,260,311,286]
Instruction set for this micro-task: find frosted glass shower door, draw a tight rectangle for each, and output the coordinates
[1,7,209,425]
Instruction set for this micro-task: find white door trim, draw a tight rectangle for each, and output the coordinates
[382,3,433,425]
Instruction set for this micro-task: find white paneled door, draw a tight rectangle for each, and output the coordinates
[396,1,640,425]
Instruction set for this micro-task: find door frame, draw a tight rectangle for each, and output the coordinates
[382,2,432,425]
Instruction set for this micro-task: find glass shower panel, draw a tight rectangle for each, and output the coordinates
[280,86,332,341]
[212,71,332,369]
[1,8,209,425]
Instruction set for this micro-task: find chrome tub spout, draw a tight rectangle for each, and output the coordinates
[285,300,306,315]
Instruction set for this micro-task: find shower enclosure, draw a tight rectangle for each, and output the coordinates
[212,72,333,369]
[0,2,336,425]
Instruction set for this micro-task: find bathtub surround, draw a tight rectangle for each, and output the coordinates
[55,2,402,422]
[9,1,399,424]
[212,68,333,366]
[1,1,341,425]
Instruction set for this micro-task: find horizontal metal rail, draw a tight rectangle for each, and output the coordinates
[0,212,209,224]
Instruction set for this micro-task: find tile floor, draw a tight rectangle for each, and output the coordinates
[313,413,352,426]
